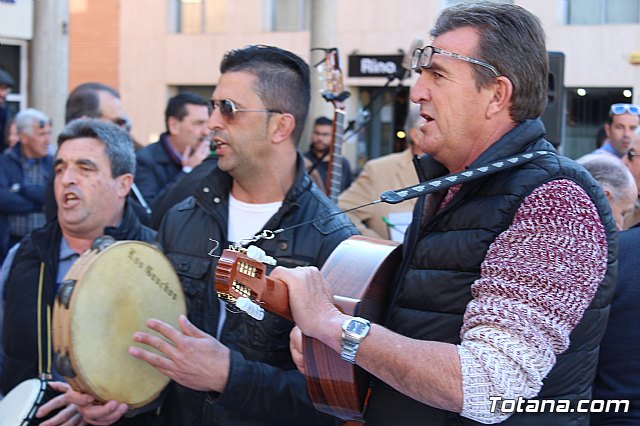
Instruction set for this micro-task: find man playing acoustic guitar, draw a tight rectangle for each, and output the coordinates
[273,3,616,425]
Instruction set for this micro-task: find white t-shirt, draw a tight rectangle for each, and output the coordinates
[218,194,283,338]
[227,194,283,246]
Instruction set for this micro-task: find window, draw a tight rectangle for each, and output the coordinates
[175,0,225,33]
[266,0,310,32]
[173,85,215,101]
[0,42,25,113]
[566,0,640,24]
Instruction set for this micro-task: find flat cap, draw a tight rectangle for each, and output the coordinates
[0,69,15,87]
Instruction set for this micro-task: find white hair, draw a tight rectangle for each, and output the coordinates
[578,154,635,202]
[14,108,50,136]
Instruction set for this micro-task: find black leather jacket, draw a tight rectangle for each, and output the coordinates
[156,153,358,426]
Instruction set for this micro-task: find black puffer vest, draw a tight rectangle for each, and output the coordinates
[366,119,618,426]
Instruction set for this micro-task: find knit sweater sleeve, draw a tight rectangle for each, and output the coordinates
[457,179,608,424]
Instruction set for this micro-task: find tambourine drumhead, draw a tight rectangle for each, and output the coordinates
[53,241,186,408]
[0,378,47,426]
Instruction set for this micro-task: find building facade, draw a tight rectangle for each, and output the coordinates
[3,0,640,165]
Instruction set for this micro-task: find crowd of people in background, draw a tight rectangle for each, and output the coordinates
[0,2,638,425]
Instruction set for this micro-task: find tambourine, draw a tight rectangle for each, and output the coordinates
[52,238,186,408]
[0,378,60,426]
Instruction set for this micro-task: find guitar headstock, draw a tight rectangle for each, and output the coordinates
[315,48,350,106]
[215,249,266,304]
[214,248,292,321]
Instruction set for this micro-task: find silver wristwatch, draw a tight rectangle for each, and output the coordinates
[340,317,371,364]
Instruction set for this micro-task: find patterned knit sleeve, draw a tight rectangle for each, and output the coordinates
[457,179,608,424]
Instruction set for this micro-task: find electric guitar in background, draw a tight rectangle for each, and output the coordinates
[214,236,402,421]
[316,47,351,203]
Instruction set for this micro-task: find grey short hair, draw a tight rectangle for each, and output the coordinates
[578,154,635,203]
[14,108,50,135]
[431,3,548,122]
[57,118,136,177]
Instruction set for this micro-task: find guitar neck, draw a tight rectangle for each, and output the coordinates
[326,109,346,202]
[257,276,293,321]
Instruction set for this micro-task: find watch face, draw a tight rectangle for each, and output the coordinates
[347,319,367,334]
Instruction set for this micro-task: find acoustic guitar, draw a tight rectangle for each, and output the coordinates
[214,236,402,420]
[316,47,351,202]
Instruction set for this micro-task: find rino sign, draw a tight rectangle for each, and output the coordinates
[348,54,403,78]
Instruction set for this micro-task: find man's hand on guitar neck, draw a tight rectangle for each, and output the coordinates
[270,266,347,352]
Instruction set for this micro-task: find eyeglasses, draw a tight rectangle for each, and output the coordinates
[627,150,640,161]
[208,99,283,121]
[411,46,501,78]
[610,103,640,116]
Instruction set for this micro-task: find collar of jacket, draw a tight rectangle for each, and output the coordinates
[159,132,183,167]
[7,142,32,163]
[194,151,313,211]
[36,201,144,255]
[22,201,147,306]
[102,200,146,240]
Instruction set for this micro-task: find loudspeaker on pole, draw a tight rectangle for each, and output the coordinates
[541,51,566,148]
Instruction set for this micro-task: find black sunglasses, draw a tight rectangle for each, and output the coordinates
[208,99,282,121]
[627,150,640,161]
[38,119,52,129]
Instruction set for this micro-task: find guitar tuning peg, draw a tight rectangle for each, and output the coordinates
[246,245,277,266]
[236,297,265,321]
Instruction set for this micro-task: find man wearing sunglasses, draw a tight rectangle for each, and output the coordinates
[591,103,640,158]
[67,46,356,425]
[272,3,616,426]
